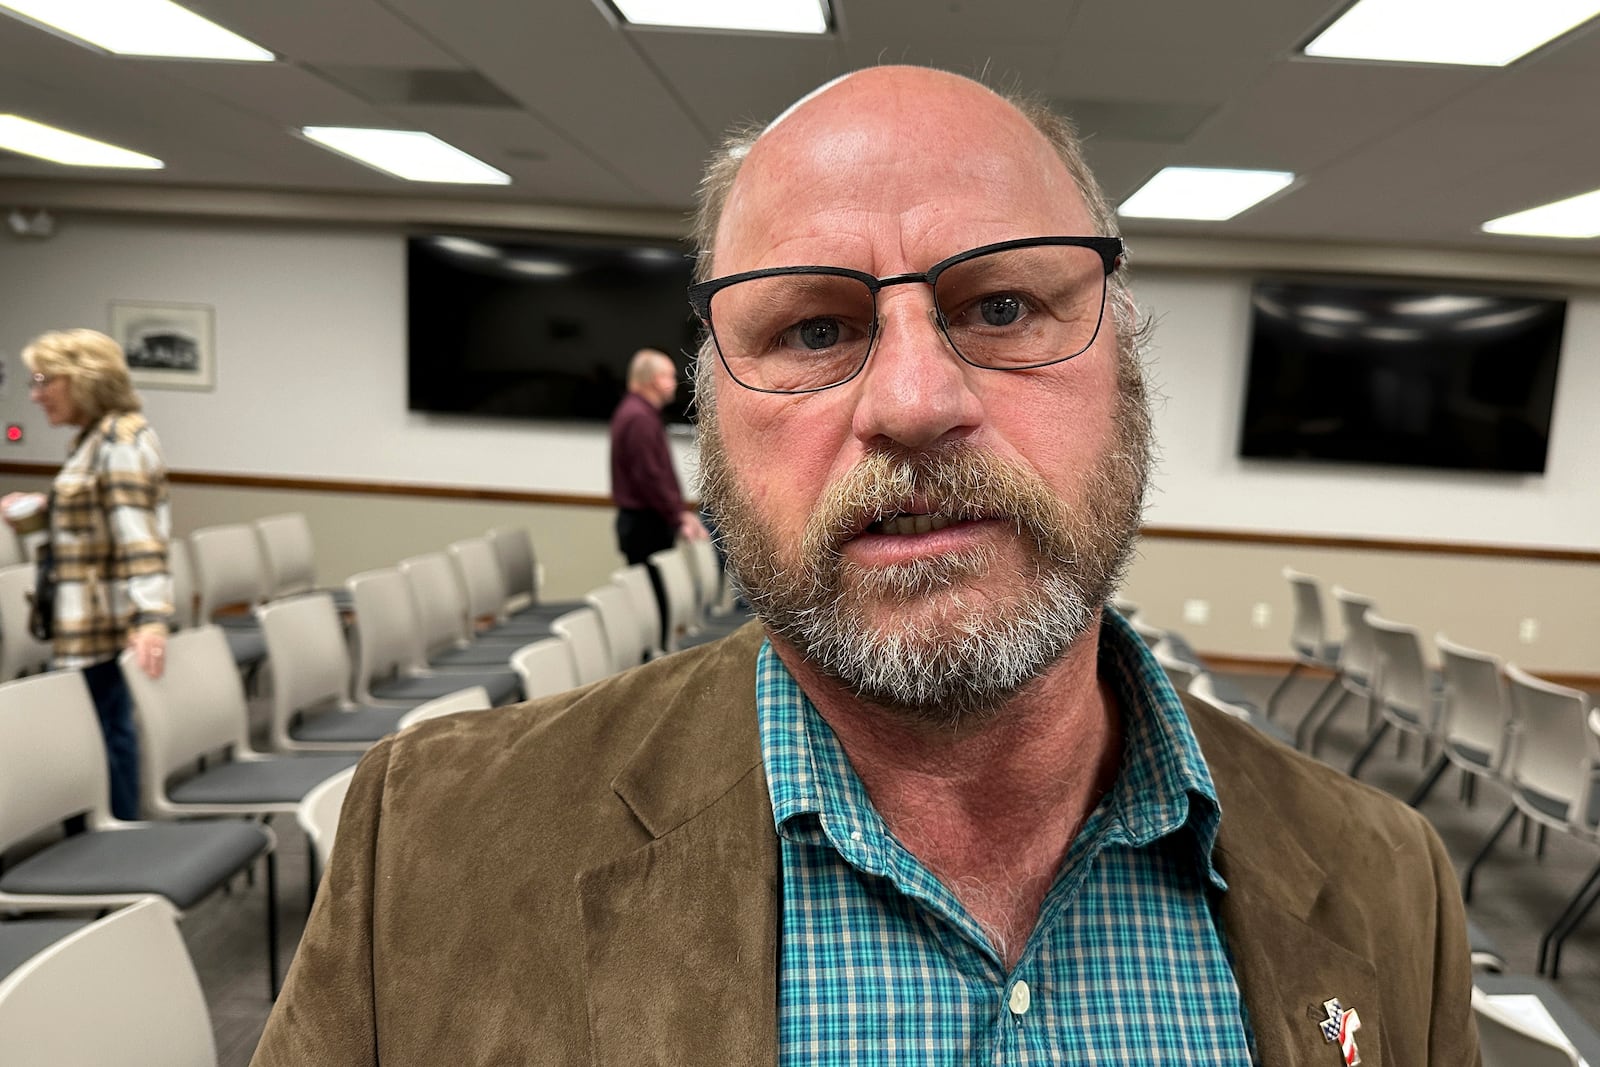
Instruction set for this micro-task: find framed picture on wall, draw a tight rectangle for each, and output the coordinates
[109,300,215,391]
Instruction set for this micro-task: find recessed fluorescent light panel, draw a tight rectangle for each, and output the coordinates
[300,127,510,185]
[1304,0,1600,66]
[0,114,162,168]
[1483,189,1600,239]
[609,0,829,34]
[0,0,273,60]
[1118,167,1295,221]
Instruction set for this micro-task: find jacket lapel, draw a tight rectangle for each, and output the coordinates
[578,626,781,1066]
[1191,699,1385,1067]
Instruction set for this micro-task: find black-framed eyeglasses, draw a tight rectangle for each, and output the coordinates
[689,235,1124,395]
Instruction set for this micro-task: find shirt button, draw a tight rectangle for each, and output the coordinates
[850,830,863,842]
[1008,980,1031,1016]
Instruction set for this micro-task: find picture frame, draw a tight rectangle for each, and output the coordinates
[109,300,215,391]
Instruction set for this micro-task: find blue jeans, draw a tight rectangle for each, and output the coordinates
[83,658,140,821]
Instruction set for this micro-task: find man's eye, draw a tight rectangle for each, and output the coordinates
[977,294,1024,327]
[786,317,842,350]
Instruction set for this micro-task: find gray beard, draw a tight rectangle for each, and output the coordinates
[699,439,1143,727]
[780,556,1096,727]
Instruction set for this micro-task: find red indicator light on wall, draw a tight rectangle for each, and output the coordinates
[4,425,21,443]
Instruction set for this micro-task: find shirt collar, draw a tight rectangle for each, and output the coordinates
[756,607,1227,891]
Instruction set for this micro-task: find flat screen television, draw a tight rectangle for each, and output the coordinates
[1238,277,1565,474]
[407,232,701,424]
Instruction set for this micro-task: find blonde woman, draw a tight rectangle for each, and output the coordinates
[2,329,173,820]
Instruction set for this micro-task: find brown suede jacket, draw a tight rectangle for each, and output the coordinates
[253,624,1479,1066]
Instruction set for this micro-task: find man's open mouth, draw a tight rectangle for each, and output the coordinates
[867,512,959,536]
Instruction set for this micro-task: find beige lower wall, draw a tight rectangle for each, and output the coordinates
[1123,536,1599,678]
[7,471,1595,679]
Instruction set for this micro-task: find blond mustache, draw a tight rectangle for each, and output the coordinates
[800,444,1078,566]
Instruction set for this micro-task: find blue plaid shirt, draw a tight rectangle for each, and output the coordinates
[758,609,1256,1064]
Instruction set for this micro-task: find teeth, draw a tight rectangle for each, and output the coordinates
[877,513,954,536]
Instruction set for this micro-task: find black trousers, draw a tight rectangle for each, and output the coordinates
[616,509,676,642]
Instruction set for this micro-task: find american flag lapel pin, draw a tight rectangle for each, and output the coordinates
[1318,998,1362,1066]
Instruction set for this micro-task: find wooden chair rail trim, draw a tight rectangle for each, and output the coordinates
[3,462,1595,564]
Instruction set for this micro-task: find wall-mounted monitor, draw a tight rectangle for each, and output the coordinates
[1238,277,1565,474]
[407,232,701,425]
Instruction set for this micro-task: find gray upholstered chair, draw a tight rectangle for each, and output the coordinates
[346,568,521,705]
[0,670,276,994]
[256,592,410,752]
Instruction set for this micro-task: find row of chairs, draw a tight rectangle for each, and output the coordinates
[0,518,655,1022]
[1270,569,1600,979]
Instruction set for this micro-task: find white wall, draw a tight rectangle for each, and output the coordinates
[0,215,699,494]
[1,216,1596,552]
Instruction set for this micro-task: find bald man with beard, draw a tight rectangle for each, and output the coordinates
[254,68,1478,1067]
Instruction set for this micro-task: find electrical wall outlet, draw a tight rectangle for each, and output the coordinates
[1518,618,1539,644]
[1182,598,1211,625]
[1251,602,1272,629]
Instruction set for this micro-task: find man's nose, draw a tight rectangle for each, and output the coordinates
[849,290,984,452]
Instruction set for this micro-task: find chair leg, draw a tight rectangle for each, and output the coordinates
[1465,774,1477,806]
[1292,674,1343,751]
[1349,720,1392,780]
[1536,824,1547,861]
[1538,856,1600,977]
[1463,803,1518,903]
[1264,661,1304,719]
[1298,686,1350,757]
[1542,863,1600,979]
[1407,752,1450,808]
[266,850,281,1000]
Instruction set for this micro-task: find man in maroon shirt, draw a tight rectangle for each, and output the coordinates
[610,348,706,635]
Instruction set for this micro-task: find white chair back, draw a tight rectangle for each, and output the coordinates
[550,607,610,687]
[1472,987,1580,1067]
[190,524,267,620]
[0,522,20,568]
[1331,586,1378,687]
[1186,681,1253,723]
[167,536,196,630]
[0,671,114,847]
[254,513,318,598]
[0,898,217,1067]
[448,537,508,627]
[256,593,355,750]
[347,569,430,693]
[512,638,578,701]
[585,584,642,674]
[121,627,251,816]
[397,685,492,731]
[1504,665,1599,823]
[647,546,699,651]
[487,526,537,611]
[1435,634,1511,771]
[297,767,356,876]
[611,565,663,657]
[1365,611,1432,728]
[0,562,52,680]
[684,537,722,616]
[1283,568,1329,661]
[398,553,472,656]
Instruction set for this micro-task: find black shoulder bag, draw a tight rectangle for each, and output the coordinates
[27,491,57,642]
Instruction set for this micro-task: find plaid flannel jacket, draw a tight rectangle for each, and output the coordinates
[48,411,173,668]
